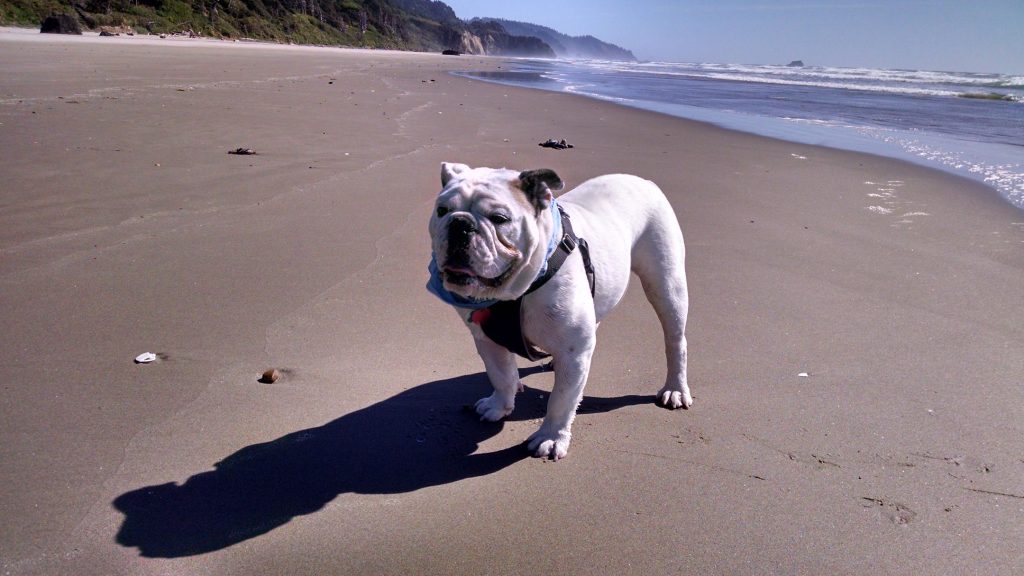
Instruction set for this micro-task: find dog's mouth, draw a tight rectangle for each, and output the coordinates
[442,265,510,288]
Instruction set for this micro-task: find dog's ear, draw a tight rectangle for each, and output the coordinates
[518,169,563,214]
[441,162,471,187]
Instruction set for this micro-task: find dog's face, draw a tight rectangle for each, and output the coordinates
[429,163,563,301]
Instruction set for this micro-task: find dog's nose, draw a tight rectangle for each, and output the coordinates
[448,214,477,248]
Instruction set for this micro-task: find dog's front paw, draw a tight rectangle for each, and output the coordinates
[527,429,571,460]
[474,393,514,422]
[656,386,693,410]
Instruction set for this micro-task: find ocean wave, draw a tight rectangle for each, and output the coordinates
[575,60,1023,99]
[701,72,971,97]
[982,79,1024,89]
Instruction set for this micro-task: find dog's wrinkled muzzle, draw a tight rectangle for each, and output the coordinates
[443,215,481,285]
[447,214,477,249]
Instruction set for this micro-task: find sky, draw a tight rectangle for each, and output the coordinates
[440,0,1024,73]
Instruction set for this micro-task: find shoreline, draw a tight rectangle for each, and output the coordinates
[7,25,1021,211]
[456,64,1024,213]
[2,31,1024,575]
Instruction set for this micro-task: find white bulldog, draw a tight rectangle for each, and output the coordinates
[427,163,691,460]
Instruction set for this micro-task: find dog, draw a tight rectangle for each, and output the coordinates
[427,163,691,459]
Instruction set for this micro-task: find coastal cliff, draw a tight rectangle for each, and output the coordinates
[0,0,597,58]
[476,18,637,61]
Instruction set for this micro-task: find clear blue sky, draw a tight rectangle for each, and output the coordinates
[441,0,1024,73]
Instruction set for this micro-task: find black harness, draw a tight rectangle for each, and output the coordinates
[468,206,595,360]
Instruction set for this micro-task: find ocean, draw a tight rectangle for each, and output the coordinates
[459,60,1024,211]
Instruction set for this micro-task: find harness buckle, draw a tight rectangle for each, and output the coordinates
[559,234,577,254]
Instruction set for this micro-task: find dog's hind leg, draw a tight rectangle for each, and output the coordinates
[633,224,692,410]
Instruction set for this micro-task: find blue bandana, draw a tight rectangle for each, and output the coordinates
[426,199,562,309]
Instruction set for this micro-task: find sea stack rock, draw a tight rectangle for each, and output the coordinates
[40,14,83,35]
[787,60,805,67]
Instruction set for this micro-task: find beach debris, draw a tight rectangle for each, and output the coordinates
[442,49,461,56]
[135,352,158,364]
[797,372,810,378]
[171,29,199,38]
[259,368,280,384]
[228,148,256,155]
[539,138,574,150]
[99,26,133,36]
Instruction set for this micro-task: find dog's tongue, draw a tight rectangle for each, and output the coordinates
[444,267,477,287]
[443,264,507,288]
[444,265,476,276]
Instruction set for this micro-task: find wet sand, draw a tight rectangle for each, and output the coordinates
[2,28,1023,575]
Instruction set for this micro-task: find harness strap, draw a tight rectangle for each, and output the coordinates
[470,299,545,360]
[470,206,595,360]
[524,207,577,295]
[569,233,595,298]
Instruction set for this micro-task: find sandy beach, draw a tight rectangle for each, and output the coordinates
[2,29,1023,574]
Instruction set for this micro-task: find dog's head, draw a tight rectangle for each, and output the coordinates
[429,162,563,302]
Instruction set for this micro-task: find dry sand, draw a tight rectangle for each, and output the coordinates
[2,29,1023,575]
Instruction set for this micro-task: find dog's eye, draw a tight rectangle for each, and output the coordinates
[488,213,511,225]
[436,206,450,218]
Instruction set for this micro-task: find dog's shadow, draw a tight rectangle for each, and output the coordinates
[113,367,651,558]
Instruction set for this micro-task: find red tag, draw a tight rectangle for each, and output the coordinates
[470,308,491,325]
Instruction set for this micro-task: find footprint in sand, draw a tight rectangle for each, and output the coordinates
[862,497,916,525]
